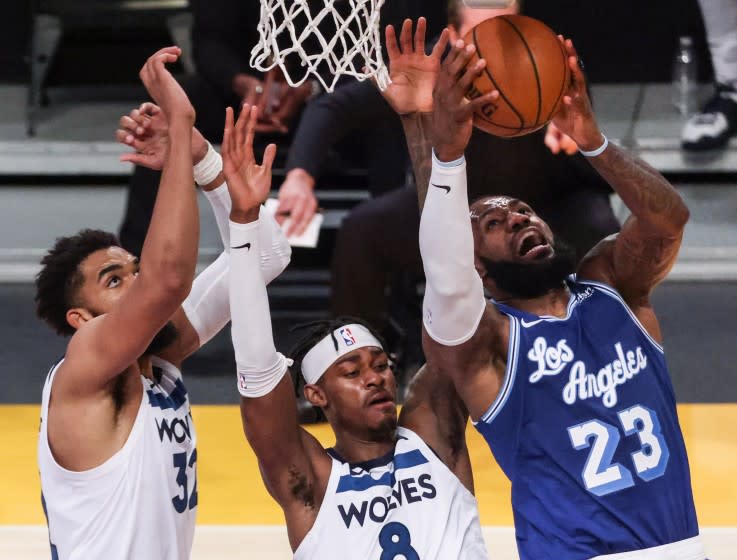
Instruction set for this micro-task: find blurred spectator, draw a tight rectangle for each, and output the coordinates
[682,0,737,150]
[330,1,620,373]
[276,81,409,235]
[119,0,313,255]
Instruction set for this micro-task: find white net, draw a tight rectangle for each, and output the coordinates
[250,0,389,93]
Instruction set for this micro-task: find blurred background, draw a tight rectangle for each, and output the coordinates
[0,0,735,557]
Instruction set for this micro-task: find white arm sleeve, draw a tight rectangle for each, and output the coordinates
[229,218,289,398]
[419,152,486,346]
[202,181,232,248]
[203,182,291,284]
[181,251,230,347]
[182,195,291,349]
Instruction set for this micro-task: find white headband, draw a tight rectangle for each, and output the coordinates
[300,324,384,385]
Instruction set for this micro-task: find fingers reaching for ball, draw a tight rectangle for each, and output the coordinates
[557,35,586,106]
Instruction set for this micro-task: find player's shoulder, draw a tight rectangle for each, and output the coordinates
[577,234,657,312]
[576,233,618,286]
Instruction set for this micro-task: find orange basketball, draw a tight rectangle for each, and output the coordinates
[463,14,570,138]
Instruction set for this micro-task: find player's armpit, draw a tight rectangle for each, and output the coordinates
[399,364,474,493]
[240,375,331,516]
[422,304,509,424]
[154,306,197,367]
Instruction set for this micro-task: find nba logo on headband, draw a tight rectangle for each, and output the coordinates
[300,323,384,385]
[339,327,356,347]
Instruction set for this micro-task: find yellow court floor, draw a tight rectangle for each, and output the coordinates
[3,403,737,526]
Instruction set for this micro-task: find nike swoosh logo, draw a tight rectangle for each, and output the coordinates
[431,183,451,194]
[520,318,545,328]
[231,242,251,250]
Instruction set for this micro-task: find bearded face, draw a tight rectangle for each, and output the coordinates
[478,237,577,299]
[470,196,577,299]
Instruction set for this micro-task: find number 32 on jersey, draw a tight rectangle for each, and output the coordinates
[567,404,670,496]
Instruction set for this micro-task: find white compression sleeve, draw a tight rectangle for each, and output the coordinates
[181,251,230,347]
[183,146,291,349]
[419,152,486,346]
[203,182,291,284]
[229,218,289,398]
[181,206,291,348]
[203,182,232,248]
[258,203,292,285]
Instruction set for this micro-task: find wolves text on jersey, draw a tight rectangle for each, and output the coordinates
[337,474,437,529]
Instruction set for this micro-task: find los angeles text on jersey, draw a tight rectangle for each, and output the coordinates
[528,336,648,408]
[338,474,437,529]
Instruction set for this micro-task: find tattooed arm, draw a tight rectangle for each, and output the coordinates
[377,19,449,210]
[580,143,689,302]
[401,113,434,209]
[550,38,689,305]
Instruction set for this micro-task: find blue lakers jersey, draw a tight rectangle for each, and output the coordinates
[474,277,699,559]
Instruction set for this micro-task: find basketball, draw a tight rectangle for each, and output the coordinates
[463,14,570,138]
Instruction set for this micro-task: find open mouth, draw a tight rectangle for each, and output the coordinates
[517,231,551,260]
[368,393,394,407]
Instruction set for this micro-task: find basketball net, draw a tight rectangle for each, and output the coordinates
[250,0,389,93]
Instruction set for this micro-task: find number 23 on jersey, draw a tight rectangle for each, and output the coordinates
[567,404,670,496]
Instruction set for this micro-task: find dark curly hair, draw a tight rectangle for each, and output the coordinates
[35,229,120,336]
[289,316,389,390]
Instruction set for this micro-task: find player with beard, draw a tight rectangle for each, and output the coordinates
[35,48,290,560]
[222,101,487,559]
[379,20,704,560]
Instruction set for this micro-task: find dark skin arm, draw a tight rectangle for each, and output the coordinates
[401,112,435,210]
[223,104,332,550]
[380,18,448,210]
[553,38,690,340]
[399,363,474,491]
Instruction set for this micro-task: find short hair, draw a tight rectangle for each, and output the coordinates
[289,316,388,388]
[35,229,120,336]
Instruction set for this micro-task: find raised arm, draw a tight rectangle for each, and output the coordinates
[222,105,329,549]
[116,103,291,362]
[552,39,690,308]
[379,18,448,209]
[63,47,198,387]
[418,42,511,421]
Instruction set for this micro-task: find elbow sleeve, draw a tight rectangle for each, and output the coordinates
[419,153,486,346]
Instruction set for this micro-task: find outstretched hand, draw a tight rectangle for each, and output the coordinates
[550,37,603,152]
[139,46,195,126]
[431,40,499,162]
[381,17,449,115]
[116,102,208,169]
[117,103,168,168]
[222,104,277,219]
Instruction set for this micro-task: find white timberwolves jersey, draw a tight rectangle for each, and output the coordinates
[38,357,197,560]
[295,427,488,559]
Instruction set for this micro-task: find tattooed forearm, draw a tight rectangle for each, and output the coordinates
[401,113,434,211]
[588,143,689,234]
